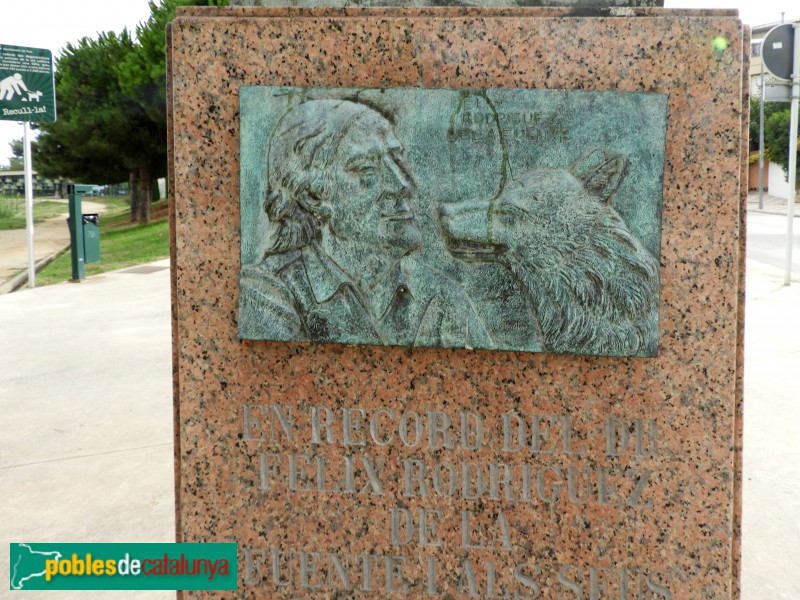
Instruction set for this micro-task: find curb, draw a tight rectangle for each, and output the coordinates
[0,244,71,295]
[747,207,800,217]
[746,258,800,286]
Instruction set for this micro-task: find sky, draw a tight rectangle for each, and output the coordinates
[0,0,154,167]
[1,0,800,167]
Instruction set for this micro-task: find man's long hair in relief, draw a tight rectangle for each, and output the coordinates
[262,99,375,255]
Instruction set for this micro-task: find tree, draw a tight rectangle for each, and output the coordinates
[750,95,800,190]
[749,96,787,153]
[117,0,229,221]
[0,139,29,171]
[34,0,227,222]
[763,107,800,190]
[8,139,23,170]
[117,0,223,221]
[34,30,160,220]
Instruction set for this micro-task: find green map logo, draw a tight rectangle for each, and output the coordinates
[9,543,237,590]
[10,544,62,590]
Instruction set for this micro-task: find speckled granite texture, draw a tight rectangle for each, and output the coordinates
[231,0,665,7]
[169,7,745,598]
[731,26,749,600]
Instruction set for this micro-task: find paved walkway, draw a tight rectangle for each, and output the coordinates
[0,199,107,283]
[747,190,800,217]
[741,260,800,599]
[0,257,798,597]
[0,259,174,599]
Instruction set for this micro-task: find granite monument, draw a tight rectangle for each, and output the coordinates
[168,4,746,598]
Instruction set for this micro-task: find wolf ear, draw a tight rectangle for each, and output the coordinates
[570,149,631,203]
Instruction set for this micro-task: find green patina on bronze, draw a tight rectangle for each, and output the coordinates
[239,87,667,356]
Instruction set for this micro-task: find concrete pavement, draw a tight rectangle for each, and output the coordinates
[0,260,174,599]
[0,199,107,291]
[0,253,798,597]
[740,259,800,599]
[747,190,800,217]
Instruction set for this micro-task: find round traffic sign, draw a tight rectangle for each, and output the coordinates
[762,24,795,81]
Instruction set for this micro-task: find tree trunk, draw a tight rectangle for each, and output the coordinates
[137,165,152,224]
[129,170,139,222]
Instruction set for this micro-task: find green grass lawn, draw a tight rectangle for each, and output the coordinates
[1,195,170,286]
[0,195,133,230]
[0,197,74,230]
[36,217,170,285]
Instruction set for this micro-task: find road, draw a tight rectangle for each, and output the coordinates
[746,210,800,279]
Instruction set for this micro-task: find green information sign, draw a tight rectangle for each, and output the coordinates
[0,44,55,123]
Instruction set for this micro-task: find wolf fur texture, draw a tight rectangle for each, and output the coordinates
[439,149,660,356]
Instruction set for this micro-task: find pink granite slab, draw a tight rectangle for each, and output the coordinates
[169,8,745,598]
[731,25,749,600]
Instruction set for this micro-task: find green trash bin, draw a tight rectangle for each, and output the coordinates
[82,214,100,264]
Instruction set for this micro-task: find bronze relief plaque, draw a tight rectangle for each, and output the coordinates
[239,87,667,356]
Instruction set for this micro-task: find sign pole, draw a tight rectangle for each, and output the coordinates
[759,59,765,209]
[23,120,35,288]
[0,44,56,289]
[786,24,800,286]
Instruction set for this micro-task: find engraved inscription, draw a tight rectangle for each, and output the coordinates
[241,403,677,596]
[238,87,668,357]
[241,547,677,598]
[451,108,569,144]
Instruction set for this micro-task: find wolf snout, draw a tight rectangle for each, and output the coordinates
[437,200,489,240]
[438,200,504,261]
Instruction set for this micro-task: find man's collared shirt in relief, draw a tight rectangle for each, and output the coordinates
[239,242,492,349]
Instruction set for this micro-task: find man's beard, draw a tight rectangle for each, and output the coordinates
[381,220,422,257]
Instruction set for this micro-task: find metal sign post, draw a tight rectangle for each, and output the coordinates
[787,25,800,286]
[763,24,799,285]
[759,59,765,209]
[0,44,56,289]
[23,121,35,287]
